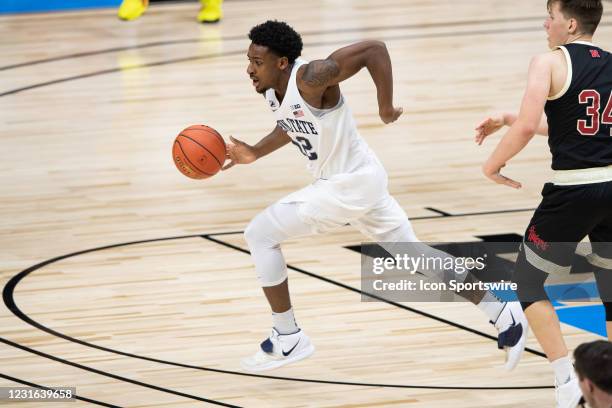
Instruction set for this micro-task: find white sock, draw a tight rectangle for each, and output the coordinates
[272,307,299,334]
[551,355,573,385]
[477,291,505,322]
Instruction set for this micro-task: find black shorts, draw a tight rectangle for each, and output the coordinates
[514,181,612,302]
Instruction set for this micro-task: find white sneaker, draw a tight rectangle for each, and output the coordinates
[493,302,529,370]
[556,376,582,408]
[241,328,315,372]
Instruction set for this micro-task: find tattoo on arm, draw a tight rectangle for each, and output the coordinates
[302,58,340,87]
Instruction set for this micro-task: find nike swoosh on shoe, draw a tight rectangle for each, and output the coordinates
[282,339,300,356]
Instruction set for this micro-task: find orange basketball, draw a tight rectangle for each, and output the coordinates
[172,125,226,179]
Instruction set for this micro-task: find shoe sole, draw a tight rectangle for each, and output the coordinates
[117,10,147,20]
[241,344,315,372]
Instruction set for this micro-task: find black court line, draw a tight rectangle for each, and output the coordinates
[3,233,553,391]
[0,50,243,97]
[0,234,239,407]
[0,337,241,407]
[0,15,553,72]
[4,22,610,98]
[0,372,120,407]
[4,12,612,72]
[424,207,452,216]
[202,234,547,360]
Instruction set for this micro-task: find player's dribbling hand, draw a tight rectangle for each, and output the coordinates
[379,106,403,124]
[475,115,505,145]
[222,136,258,171]
[482,162,522,189]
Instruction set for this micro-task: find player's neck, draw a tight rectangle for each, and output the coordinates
[565,33,593,45]
[273,63,294,103]
[596,392,612,408]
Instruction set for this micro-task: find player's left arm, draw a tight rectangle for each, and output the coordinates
[481,54,552,189]
[299,40,402,123]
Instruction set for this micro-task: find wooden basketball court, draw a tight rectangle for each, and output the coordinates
[1,0,610,406]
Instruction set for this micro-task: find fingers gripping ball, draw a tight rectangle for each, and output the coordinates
[173,125,226,179]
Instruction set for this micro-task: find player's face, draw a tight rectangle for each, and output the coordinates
[544,2,572,48]
[246,44,284,94]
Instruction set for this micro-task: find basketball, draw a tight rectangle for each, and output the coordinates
[172,125,226,179]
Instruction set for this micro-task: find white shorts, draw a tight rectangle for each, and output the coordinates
[277,161,407,237]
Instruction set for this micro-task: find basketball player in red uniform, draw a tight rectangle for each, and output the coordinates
[476,1,611,406]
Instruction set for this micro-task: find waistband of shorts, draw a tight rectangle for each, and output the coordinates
[552,164,612,186]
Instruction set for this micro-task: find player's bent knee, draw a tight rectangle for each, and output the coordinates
[244,210,290,286]
[244,213,278,250]
[243,219,259,248]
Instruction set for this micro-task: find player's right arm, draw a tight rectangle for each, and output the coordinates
[475,113,549,145]
[298,40,402,124]
[480,53,553,188]
[222,125,291,170]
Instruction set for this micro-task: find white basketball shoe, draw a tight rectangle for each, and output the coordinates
[241,328,315,372]
[493,302,529,370]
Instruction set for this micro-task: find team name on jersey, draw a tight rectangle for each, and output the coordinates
[276,118,319,135]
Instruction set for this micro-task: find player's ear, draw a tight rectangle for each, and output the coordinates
[568,17,579,34]
[278,56,289,71]
[586,379,595,394]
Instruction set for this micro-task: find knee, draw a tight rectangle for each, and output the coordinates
[244,217,262,249]
[244,212,281,250]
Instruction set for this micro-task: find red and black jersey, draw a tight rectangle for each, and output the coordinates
[545,42,612,170]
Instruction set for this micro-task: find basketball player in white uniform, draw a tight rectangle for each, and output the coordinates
[224,20,528,372]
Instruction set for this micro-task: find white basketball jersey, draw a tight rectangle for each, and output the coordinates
[265,58,373,179]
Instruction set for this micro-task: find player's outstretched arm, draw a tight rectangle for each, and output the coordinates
[298,40,402,124]
[223,125,291,170]
[481,54,552,188]
[475,113,549,145]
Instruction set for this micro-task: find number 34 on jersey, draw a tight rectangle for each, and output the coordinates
[578,90,612,136]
